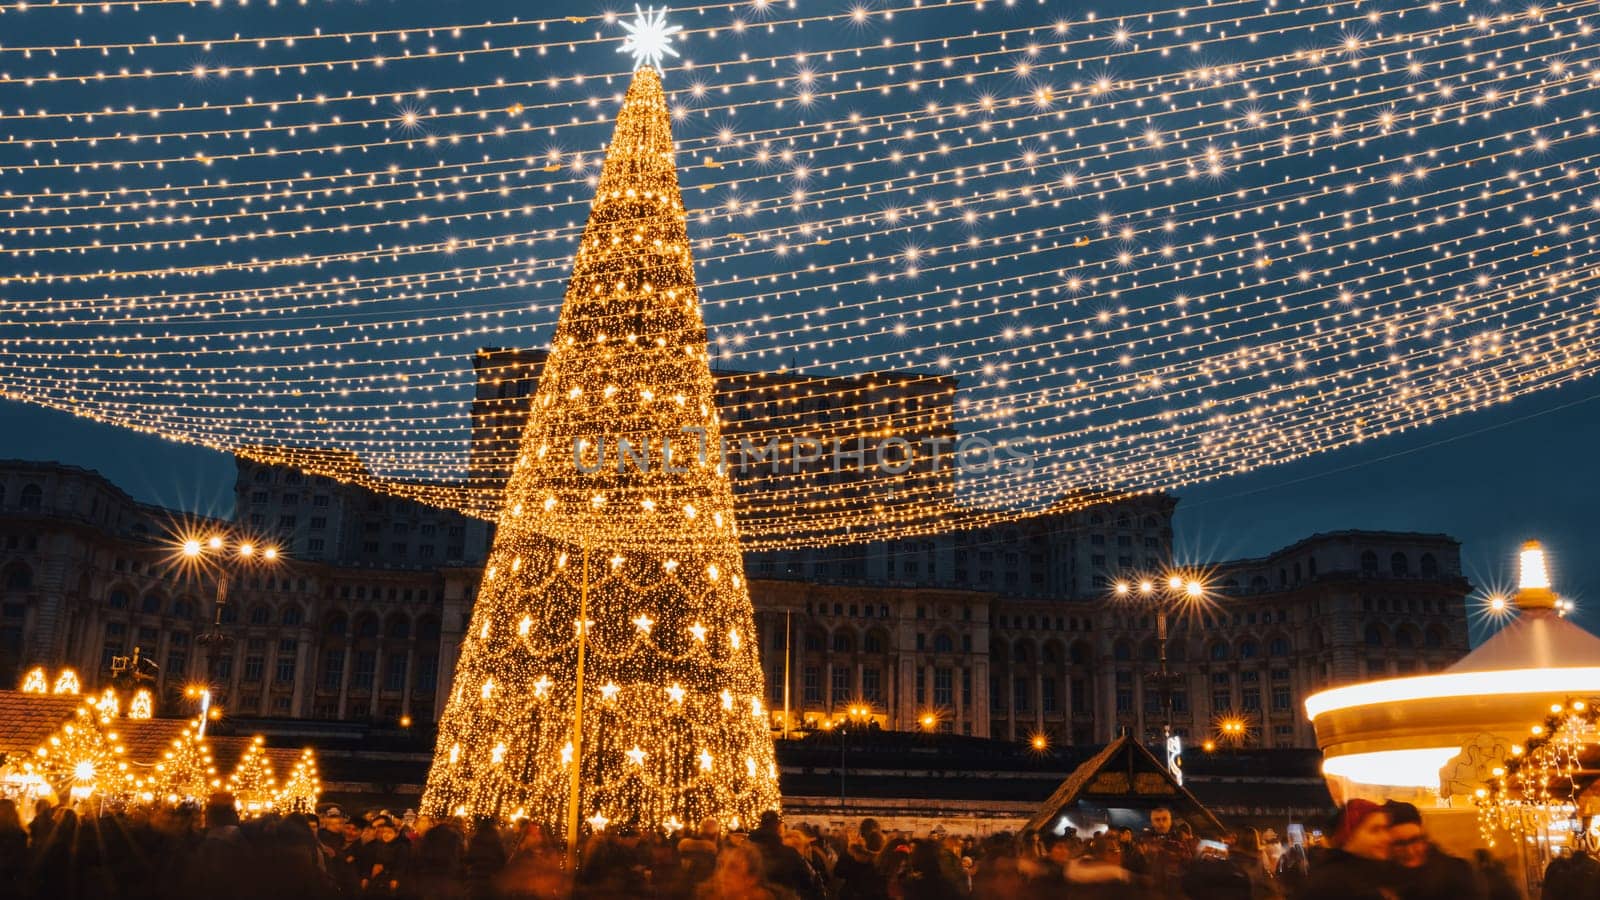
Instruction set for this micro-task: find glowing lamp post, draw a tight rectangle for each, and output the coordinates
[177,530,281,714]
[1109,569,1208,750]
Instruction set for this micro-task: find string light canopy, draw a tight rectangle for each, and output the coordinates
[2,0,1599,546]
[420,60,779,834]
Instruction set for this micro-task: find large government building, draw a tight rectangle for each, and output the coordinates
[0,455,1472,750]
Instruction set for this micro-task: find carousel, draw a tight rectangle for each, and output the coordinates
[1305,541,1600,882]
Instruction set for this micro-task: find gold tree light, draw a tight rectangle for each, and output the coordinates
[24,701,136,803]
[20,667,48,693]
[52,669,81,695]
[228,736,279,816]
[277,748,321,813]
[128,689,154,720]
[420,53,779,836]
[152,719,217,804]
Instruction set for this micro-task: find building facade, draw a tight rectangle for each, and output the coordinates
[0,459,1473,750]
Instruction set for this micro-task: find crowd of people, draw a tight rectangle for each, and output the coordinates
[0,793,1581,899]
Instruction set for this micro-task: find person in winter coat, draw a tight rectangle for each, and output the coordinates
[1064,834,1140,900]
[1297,800,1399,900]
[1381,802,1484,900]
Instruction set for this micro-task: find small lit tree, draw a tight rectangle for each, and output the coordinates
[227,737,278,816]
[25,702,135,804]
[277,748,321,813]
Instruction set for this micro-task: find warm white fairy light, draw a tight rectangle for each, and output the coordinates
[2,0,1598,554]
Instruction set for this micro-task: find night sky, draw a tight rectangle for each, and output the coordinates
[3,0,1598,640]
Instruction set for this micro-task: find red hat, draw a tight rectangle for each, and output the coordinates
[1330,799,1384,847]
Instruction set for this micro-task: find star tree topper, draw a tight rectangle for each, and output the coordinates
[618,5,682,72]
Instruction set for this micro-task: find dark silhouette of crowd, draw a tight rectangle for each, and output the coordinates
[0,794,1579,899]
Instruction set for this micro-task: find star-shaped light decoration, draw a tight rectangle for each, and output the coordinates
[689,621,708,642]
[600,682,621,702]
[728,628,741,650]
[720,689,733,711]
[618,5,683,72]
[560,742,574,766]
[625,746,647,766]
[666,683,686,704]
[491,742,507,764]
[587,813,611,832]
[664,816,685,834]
[632,613,655,634]
[698,749,714,772]
[532,675,552,699]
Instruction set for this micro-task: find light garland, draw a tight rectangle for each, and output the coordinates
[1,0,1598,551]
[1475,697,1599,850]
[421,62,779,831]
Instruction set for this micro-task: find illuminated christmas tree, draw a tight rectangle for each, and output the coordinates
[421,14,779,834]
[277,748,322,813]
[25,701,136,803]
[150,720,217,804]
[228,737,279,815]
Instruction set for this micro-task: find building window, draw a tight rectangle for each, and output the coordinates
[916,668,926,704]
[934,668,953,706]
[830,666,849,702]
[321,650,345,690]
[803,666,820,703]
[1014,678,1031,713]
[862,668,881,702]
[1272,686,1292,711]
[243,655,264,683]
[275,653,296,684]
[1114,672,1132,713]
[385,653,408,692]
[417,655,438,692]
[962,669,972,707]
[1042,677,1057,713]
[352,651,377,690]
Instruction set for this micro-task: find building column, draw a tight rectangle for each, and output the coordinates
[289,630,313,717]
[336,640,353,719]
[402,641,419,720]
[1033,669,1044,734]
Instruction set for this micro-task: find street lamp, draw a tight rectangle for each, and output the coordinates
[1108,568,1209,756]
[175,530,282,710]
[838,703,872,808]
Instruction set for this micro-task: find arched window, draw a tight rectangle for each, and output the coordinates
[1015,642,1030,663]
[833,631,854,654]
[281,605,304,626]
[324,613,349,637]
[1395,627,1417,650]
[1238,639,1258,660]
[355,613,380,639]
[1364,623,1385,647]
[1115,515,1130,528]
[141,593,163,614]
[1424,625,1446,649]
[220,604,238,624]
[19,484,42,511]
[1420,554,1438,577]
[1112,639,1132,662]
[254,469,271,483]
[1390,553,1409,577]
[1070,642,1091,665]
[1293,563,1302,583]
[1144,515,1160,528]
[1209,642,1230,661]
[1268,636,1290,657]
[863,632,884,654]
[171,598,195,619]
[1089,514,1104,526]
[417,615,441,641]
[1308,556,1318,577]
[933,633,953,653]
[1250,575,1268,592]
[249,604,272,626]
[386,615,411,640]
[1139,640,1158,662]
[803,630,824,652]
[1360,551,1379,574]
